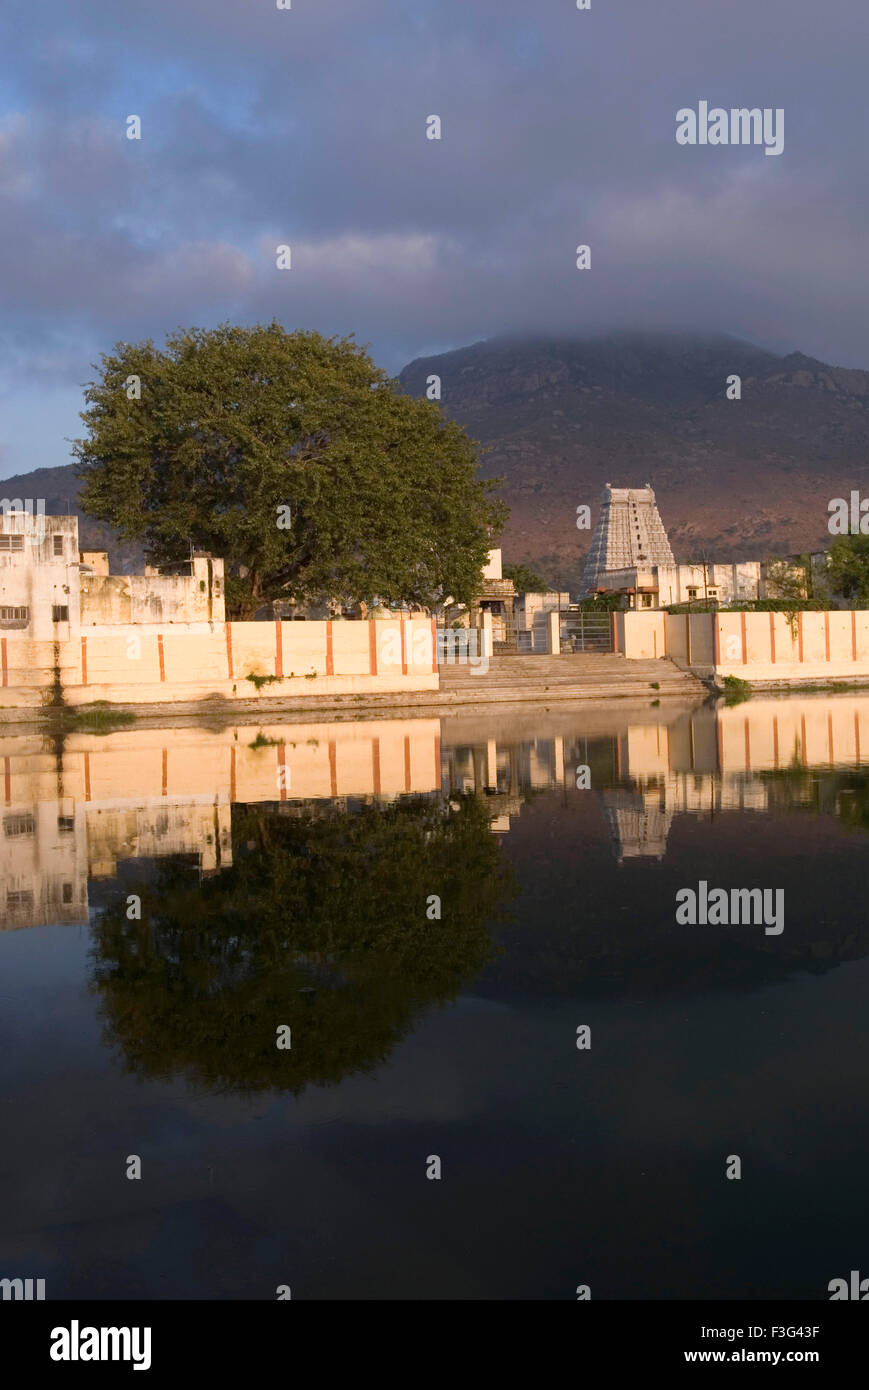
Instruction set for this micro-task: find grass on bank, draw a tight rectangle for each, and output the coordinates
[721,675,753,705]
[774,680,867,694]
[55,701,137,732]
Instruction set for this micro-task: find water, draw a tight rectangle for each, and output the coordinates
[2,693,868,1300]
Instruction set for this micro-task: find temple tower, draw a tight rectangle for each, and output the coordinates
[581,483,675,594]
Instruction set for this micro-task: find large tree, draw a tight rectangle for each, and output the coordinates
[74,323,505,617]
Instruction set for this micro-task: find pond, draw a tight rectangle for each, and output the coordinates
[1,692,867,1299]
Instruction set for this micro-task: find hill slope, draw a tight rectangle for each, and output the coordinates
[400,332,869,591]
[5,332,869,592]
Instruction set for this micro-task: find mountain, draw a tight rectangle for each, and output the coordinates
[399,331,869,591]
[6,332,869,592]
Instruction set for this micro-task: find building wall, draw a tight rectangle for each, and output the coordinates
[0,512,81,643]
[656,562,762,607]
[483,548,502,580]
[0,510,225,639]
[615,610,666,658]
[621,609,869,682]
[81,551,110,576]
[598,562,762,608]
[0,618,440,706]
[515,590,569,652]
[663,611,717,666]
[81,555,225,625]
[712,609,869,681]
[514,591,569,627]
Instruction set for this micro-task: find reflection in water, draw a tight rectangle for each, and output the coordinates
[0,696,867,1033]
[3,693,869,1299]
[1,698,868,927]
[89,796,511,1095]
[0,719,443,931]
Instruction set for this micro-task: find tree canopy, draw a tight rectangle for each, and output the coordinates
[828,535,869,608]
[764,555,811,603]
[74,323,505,617]
[502,562,547,593]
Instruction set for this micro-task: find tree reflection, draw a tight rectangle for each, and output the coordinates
[761,764,869,829]
[89,795,513,1096]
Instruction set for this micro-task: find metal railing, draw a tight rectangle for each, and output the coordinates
[561,611,613,652]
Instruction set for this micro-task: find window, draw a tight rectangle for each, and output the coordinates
[62,882,73,904]
[687,588,698,600]
[640,594,654,608]
[0,606,28,623]
[52,605,69,623]
[4,814,35,837]
[53,535,64,557]
[0,534,24,551]
[57,816,75,834]
[707,588,719,600]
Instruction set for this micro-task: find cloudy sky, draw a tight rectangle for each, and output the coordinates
[1,0,867,478]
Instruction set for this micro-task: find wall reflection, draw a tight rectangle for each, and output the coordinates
[2,694,869,929]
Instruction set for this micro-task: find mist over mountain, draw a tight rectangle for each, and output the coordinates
[400,332,869,591]
[6,332,869,592]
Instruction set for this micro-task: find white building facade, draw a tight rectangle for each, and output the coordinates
[599,561,763,609]
[0,509,81,643]
[0,508,225,639]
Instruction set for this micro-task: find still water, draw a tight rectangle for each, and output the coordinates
[2,693,868,1299]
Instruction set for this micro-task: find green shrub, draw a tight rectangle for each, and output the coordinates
[722,675,752,705]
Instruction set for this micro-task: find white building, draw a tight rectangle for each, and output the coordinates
[0,509,224,639]
[514,589,570,651]
[598,560,763,609]
[0,509,81,642]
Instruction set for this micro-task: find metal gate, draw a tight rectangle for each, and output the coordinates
[561,611,614,652]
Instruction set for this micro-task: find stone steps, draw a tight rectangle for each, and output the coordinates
[438,654,707,699]
[442,654,680,678]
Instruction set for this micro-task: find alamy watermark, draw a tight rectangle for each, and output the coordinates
[1,1276,45,1299]
[436,628,490,675]
[50,1321,152,1370]
[676,102,784,157]
[828,492,869,535]
[675,881,784,935]
[0,497,46,542]
[828,1269,869,1299]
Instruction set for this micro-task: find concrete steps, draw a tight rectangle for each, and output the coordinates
[439,653,706,700]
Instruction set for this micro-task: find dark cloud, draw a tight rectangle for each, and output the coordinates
[1,0,867,473]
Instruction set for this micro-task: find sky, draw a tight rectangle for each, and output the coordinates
[1,0,867,478]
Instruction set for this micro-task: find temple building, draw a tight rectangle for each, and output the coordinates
[581,483,763,608]
[581,484,675,595]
